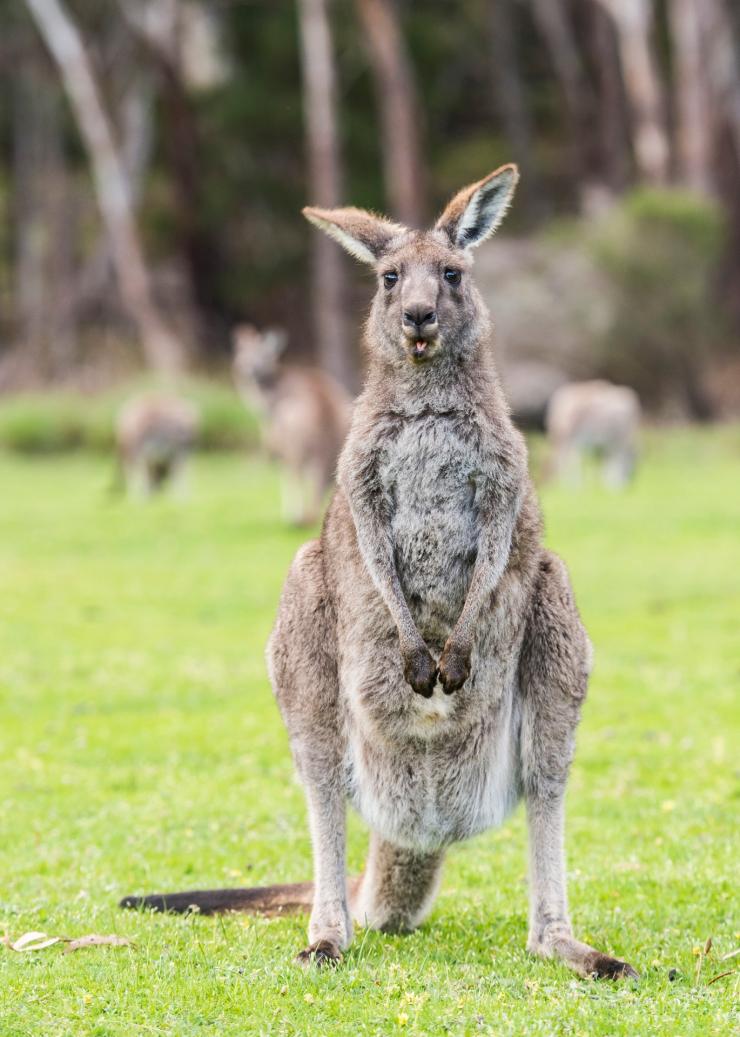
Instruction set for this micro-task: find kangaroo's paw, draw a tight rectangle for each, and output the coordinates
[528,925,639,982]
[583,951,640,981]
[295,939,342,968]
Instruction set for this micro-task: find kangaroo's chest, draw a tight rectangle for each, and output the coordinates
[379,417,481,643]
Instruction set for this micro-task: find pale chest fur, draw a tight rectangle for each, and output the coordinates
[379,414,482,647]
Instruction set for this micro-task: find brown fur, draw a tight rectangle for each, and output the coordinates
[123,169,637,982]
[115,394,199,497]
[233,325,352,525]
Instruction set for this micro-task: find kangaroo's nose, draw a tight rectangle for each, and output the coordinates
[403,306,437,331]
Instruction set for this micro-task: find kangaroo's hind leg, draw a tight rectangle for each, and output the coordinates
[518,551,638,980]
[268,540,351,965]
[351,833,445,935]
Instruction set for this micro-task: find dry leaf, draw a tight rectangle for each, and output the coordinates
[3,931,62,952]
[707,969,737,987]
[64,934,133,953]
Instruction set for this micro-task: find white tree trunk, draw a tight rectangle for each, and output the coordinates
[356,0,426,227]
[669,0,713,193]
[297,0,353,390]
[697,0,740,164]
[594,0,670,184]
[25,0,183,371]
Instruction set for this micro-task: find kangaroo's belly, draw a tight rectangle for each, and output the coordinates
[346,695,521,852]
[383,418,480,645]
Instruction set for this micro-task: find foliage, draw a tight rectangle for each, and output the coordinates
[589,189,726,416]
[0,379,258,454]
[0,428,738,1034]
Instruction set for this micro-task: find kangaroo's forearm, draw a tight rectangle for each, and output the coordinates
[452,480,523,649]
[352,505,421,649]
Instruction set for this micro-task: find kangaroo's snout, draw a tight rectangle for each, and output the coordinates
[402,302,440,362]
[403,306,437,333]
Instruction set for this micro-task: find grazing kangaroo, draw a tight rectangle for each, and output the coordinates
[115,393,199,497]
[546,380,641,488]
[233,324,352,525]
[122,166,638,981]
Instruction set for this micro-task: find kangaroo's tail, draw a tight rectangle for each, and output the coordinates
[120,882,315,917]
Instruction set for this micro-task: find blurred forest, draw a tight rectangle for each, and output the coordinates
[1,0,739,418]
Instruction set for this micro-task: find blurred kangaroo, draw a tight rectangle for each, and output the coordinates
[115,394,199,497]
[546,380,641,488]
[122,166,638,981]
[233,324,352,525]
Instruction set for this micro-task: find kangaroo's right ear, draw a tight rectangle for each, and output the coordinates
[303,206,405,265]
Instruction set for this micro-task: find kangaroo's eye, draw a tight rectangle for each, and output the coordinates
[383,271,399,289]
[444,268,462,286]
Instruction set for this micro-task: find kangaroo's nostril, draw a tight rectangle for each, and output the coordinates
[403,308,438,329]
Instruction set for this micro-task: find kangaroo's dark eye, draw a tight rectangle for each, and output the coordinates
[383,271,399,289]
[444,268,462,286]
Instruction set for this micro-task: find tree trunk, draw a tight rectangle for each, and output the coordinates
[355,0,426,227]
[120,0,228,349]
[696,0,740,164]
[530,0,598,192]
[12,44,77,378]
[587,0,631,194]
[669,0,713,193]
[12,55,53,361]
[593,0,670,184]
[488,0,543,217]
[25,0,183,371]
[297,0,353,389]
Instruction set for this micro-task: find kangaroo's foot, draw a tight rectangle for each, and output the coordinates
[528,923,639,981]
[295,939,342,968]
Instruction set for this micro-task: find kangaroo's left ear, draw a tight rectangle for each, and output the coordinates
[435,164,519,250]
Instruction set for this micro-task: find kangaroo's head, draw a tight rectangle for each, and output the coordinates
[303,164,518,369]
[232,324,288,390]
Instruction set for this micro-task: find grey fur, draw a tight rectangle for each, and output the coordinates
[233,324,352,525]
[115,394,199,497]
[122,169,638,981]
[545,380,641,488]
[268,168,638,978]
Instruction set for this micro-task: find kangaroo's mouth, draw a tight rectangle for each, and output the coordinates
[404,334,440,363]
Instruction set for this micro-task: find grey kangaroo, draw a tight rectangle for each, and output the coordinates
[122,165,638,981]
[232,324,352,525]
[115,393,199,497]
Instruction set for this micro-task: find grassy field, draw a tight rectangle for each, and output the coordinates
[0,428,738,1036]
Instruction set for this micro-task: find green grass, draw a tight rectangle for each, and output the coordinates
[0,427,738,1035]
[0,378,258,454]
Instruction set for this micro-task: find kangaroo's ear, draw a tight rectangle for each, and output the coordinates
[303,206,406,265]
[435,164,519,250]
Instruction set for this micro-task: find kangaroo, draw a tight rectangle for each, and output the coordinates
[233,324,352,525]
[115,393,199,497]
[122,166,638,981]
[546,380,641,488]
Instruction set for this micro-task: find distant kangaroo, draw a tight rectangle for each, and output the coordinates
[115,393,199,497]
[233,324,352,525]
[123,166,638,981]
[546,380,641,488]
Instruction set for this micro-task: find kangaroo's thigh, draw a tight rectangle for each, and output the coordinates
[352,832,444,934]
[268,539,341,766]
[268,539,352,962]
[518,552,637,980]
[518,550,591,797]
